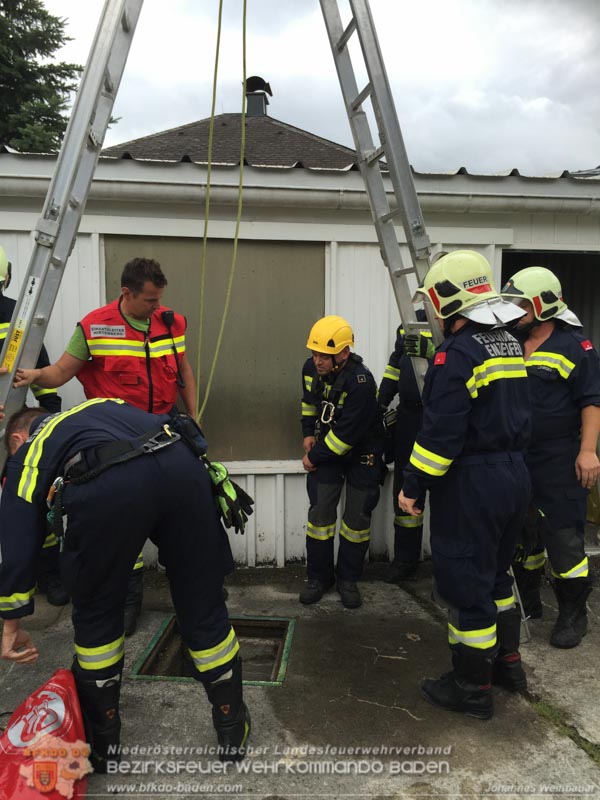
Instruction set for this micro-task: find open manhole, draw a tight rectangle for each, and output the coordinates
[131,615,295,686]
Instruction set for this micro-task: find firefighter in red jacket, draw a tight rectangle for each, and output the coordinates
[399,250,531,720]
[502,267,600,648]
[13,258,198,635]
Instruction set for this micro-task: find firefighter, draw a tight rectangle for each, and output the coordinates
[300,315,384,609]
[13,257,197,635]
[0,400,251,770]
[378,309,434,582]
[502,267,600,648]
[399,250,531,719]
[0,245,67,607]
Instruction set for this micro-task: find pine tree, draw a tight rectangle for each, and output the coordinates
[0,0,82,152]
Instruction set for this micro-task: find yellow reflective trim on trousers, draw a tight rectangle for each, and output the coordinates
[394,513,424,528]
[0,587,36,612]
[383,365,400,381]
[409,441,452,477]
[340,520,370,543]
[465,357,528,399]
[18,399,125,503]
[307,522,336,541]
[523,551,546,570]
[302,402,317,417]
[526,351,575,380]
[552,557,588,579]
[448,622,497,649]
[43,533,58,548]
[188,627,240,673]
[75,635,125,671]
[495,595,516,611]
[324,429,352,457]
[133,552,144,570]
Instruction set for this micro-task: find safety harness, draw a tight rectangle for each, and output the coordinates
[314,354,361,439]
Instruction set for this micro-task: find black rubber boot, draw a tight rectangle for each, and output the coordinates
[205,658,251,761]
[336,580,362,609]
[124,568,144,637]
[73,665,122,773]
[421,644,494,720]
[550,578,592,649]
[512,563,543,619]
[492,607,527,692]
[37,547,70,606]
[384,560,419,584]
[299,578,334,605]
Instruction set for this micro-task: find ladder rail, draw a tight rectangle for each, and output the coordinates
[0,0,144,435]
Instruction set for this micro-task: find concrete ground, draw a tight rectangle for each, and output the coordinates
[1,549,600,800]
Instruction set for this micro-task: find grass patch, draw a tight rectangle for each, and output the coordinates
[531,698,600,767]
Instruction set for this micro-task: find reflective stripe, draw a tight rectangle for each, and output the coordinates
[17,399,125,503]
[304,375,313,391]
[465,357,528,399]
[526,351,575,380]
[0,323,9,332]
[552,557,588,580]
[523,551,546,571]
[133,552,144,570]
[307,522,336,541]
[394,513,424,528]
[340,520,370,543]
[0,587,36,612]
[383,365,400,381]
[495,595,516,611]
[32,387,58,397]
[338,391,347,407]
[86,336,185,358]
[324,430,352,457]
[302,402,317,417]
[448,622,497,649]
[409,441,452,477]
[75,635,125,671]
[43,533,58,549]
[188,627,240,673]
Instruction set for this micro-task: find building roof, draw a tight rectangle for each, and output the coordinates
[101,113,359,171]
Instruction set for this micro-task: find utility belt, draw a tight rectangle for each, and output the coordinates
[456,451,524,467]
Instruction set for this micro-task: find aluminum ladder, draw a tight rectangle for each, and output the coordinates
[0,0,144,437]
[320,0,442,387]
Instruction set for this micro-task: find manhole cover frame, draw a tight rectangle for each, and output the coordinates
[130,614,295,687]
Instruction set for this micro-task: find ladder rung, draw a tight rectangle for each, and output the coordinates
[104,68,114,94]
[336,17,356,51]
[365,145,385,164]
[393,267,417,278]
[380,208,401,224]
[121,9,131,32]
[351,82,372,111]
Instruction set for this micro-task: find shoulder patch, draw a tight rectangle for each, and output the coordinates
[581,339,594,351]
[357,374,367,383]
[434,352,447,365]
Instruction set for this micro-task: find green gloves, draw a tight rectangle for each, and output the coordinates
[203,459,255,534]
[404,332,436,360]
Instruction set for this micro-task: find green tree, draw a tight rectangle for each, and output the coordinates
[0,0,81,152]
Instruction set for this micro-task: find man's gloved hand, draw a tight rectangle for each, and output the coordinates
[203,459,255,534]
[405,332,435,360]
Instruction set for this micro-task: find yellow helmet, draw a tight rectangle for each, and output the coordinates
[415,250,499,319]
[306,315,354,354]
[501,267,568,321]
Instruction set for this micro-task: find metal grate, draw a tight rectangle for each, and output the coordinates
[131,615,295,687]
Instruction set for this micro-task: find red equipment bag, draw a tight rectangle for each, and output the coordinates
[0,668,92,799]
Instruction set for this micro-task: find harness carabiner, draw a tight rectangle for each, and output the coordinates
[320,401,336,425]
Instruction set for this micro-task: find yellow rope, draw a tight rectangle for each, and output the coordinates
[197,0,247,421]
[195,0,224,417]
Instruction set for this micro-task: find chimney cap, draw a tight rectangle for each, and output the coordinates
[245,75,272,96]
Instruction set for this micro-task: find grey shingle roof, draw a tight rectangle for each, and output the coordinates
[101,113,359,170]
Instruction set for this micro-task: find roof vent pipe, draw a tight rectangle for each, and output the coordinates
[244,75,272,116]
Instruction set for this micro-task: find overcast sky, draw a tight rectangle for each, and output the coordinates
[43,0,600,176]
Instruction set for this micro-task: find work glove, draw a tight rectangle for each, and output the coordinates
[404,332,435,360]
[203,459,255,534]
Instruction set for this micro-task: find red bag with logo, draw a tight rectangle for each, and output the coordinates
[0,669,92,799]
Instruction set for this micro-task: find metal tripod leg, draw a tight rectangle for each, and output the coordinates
[509,565,531,643]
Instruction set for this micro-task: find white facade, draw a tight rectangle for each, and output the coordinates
[1,153,599,565]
